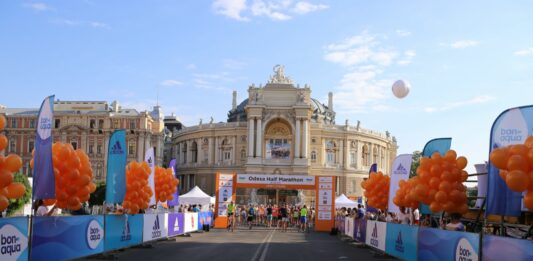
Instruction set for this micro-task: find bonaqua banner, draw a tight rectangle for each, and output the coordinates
[0,217,29,261]
[483,235,533,261]
[418,227,479,261]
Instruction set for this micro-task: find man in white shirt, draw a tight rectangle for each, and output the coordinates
[413,208,420,225]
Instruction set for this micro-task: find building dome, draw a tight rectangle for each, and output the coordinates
[228,98,248,122]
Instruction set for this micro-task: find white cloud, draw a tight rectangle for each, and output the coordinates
[223,59,247,69]
[212,0,249,21]
[53,19,110,29]
[251,0,292,21]
[514,47,533,56]
[424,95,495,112]
[90,22,111,29]
[23,2,52,11]
[325,31,415,113]
[292,1,329,14]
[160,80,183,87]
[442,40,480,49]
[186,64,197,70]
[396,30,411,37]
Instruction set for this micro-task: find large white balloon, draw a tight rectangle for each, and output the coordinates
[392,80,410,99]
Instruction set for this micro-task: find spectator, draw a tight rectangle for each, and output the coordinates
[34,200,55,216]
[398,207,410,225]
[357,204,365,219]
[412,208,420,225]
[445,213,465,231]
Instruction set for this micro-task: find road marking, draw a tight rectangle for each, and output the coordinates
[258,229,275,261]
[251,229,276,261]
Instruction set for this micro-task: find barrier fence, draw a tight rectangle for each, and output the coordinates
[337,216,532,261]
[0,211,213,261]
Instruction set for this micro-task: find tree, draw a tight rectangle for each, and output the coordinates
[6,172,32,216]
[88,182,106,206]
[410,150,422,178]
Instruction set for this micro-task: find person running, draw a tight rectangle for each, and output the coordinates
[279,204,289,232]
[258,204,265,226]
[272,205,279,227]
[227,201,235,232]
[266,204,273,228]
[247,204,255,230]
[299,205,308,232]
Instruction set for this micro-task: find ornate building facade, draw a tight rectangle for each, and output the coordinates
[172,66,398,198]
[0,100,165,182]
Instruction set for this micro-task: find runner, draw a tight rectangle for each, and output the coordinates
[258,204,266,226]
[227,201,235,232]
[299,205,308,232]
[280,204,289,232]
[292,206,299,226]
[247,204,255,230]
[266,204,273,228]
[272,204,279,227]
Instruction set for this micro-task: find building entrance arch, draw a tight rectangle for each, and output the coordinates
[213,173,336,232]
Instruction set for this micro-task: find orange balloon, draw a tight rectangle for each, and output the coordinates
[5,154,22,172]
[525,136,533,149]
[0,170,13,188]
[439,181,452,193]
[429,202,442,212]
[88,182,96,193]
[524,191,533,210]
[6,182,26,199]
[0,195,8,211]
[435,191,448,203]
[0,135,7,151]
[456,156,468,170]
[499,170,508,181]
[505,170,529,192]
[507,155,529,172]
[510,144,528,158]
[43,199,57,206]
[0,115,5,130]
[490,147,510,170]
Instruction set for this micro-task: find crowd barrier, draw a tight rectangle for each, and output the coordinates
[0,211,213,261]
[335,216,532,261]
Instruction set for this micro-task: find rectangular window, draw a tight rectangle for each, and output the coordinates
[9,140,16,153]
[97,144,102,154]
[11,118,17,128]
[71,141,78,150]
[28,140,34,153]
[128,142,136,156]
[55,119,60,128]
[29,119,36,129]
[89,144,94,154]
[129,120,136,129]
[98,119,104,129]
[224,151,231,160]
[351,152,356,166]
[90,119,96,129]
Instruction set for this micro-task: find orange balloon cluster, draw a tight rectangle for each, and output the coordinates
[123,161,153,214]
[0,115,27,211]
[394,150,469,214]
[31,142,96,210]
[361,171,390,210]
[490,136,533,210]
[155,166,179,203]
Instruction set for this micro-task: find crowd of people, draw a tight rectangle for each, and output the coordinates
[336,204,465,232]
[226,202,315,232]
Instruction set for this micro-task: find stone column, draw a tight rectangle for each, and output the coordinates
[357,141,363,169]
[232,136,236,165]
[176,143,181,165]
[61,132,67,143]
[302,119,308,158]
[322,138,326,165]
[81,131,87,151]
[256,118,262,157]
[295,118,301,159]
[339,140,344,166]
[215,137,219,163]
[368,143,373,166]
[248,118,254,158]
[137,133,144,162]
[197,138,204,164]
[344,139,349,169]
[208,137,214,165]
[186,140,192,163]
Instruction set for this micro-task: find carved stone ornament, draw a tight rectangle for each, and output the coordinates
[268,64,293,84]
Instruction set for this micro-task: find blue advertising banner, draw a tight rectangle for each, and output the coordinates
[483,235,533,261]
[0,217,29,261]
[104,215,143,252]
[385,223,418,261]
[167,213,184,237]
[353,218,366,242]
[487,106,533,216]
[167,159,179,207]
[198,211,213,227]
[418,227,479,261]
[31,216,104,261]
[420,137,452,214]
[105,129,127,204]
[33,95,55,200]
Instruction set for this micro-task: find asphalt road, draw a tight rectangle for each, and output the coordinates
[82,225,396,261]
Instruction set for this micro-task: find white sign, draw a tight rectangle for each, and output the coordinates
[318,212,331,220]
[37,96,53,140]
[145,147,156,205]
[319,183,332,189]
[184,213,198,233]
[455,238,479,261]
[319,190,332,206]
[319,177,333,182]
[0,224,28,261]
[365,220,387,251]
[217,174,234,216]
[236,174,315,186]
[388,154,413,214]
[86,219,103,250]
[143,214,168,242]
[318,206,332,212]
[345,217,354,239]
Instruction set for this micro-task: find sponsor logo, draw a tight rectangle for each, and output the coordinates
[110,141,124,155]
[152,215,161,238]
[370,223,379,247]
[191,216,195,228]
[394,164,408,175]
[0,224,28,259]
[86,219,103,250]
[121,221,131,241]
[455,238,478,261]
[173,217,180,232]
[497,108,527,145]
[37,98,53,140]
[395,231,404,252]
[147,157,153,165]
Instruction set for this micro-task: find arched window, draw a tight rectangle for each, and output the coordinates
[311,151,317,162]
[362,144,369,166]
[128,139,136,156]
[326,141,336,164]
[241,149,246,161]
[191,141,198,163]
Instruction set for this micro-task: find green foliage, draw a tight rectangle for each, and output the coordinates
[89,182,106,206]
[410,150,422,178]
[6,172,32,216]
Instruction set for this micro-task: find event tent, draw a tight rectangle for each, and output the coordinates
[179,186,212,207]
[335,194,358,209]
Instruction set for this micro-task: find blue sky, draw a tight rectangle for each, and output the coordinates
[2,1,533,174]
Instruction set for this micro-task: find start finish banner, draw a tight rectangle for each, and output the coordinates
[236,174,315,186]
[31,216,104,261]
[365,220,387,251]
[143,214,168,243]
[0,217,29,261]
[418,227,479,261]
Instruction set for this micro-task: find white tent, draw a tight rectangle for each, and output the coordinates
[335,194,358,209]
[179,186,211,207]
